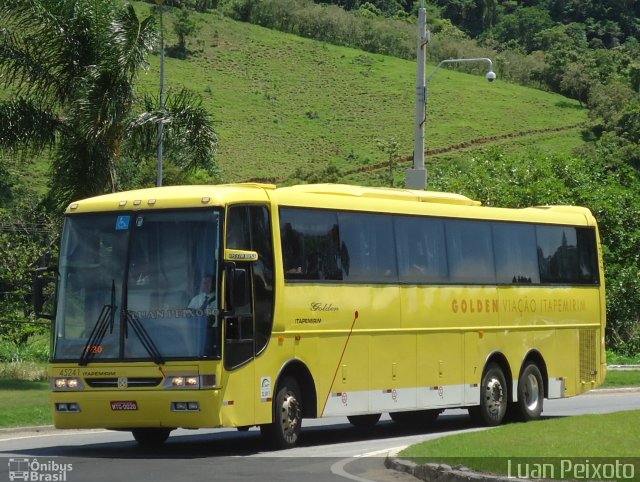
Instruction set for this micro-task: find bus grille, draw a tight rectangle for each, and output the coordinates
[579,329,597,383]
[85,377,163,388]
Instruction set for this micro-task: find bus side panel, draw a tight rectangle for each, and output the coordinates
[369,333,416,412]
[318,333,371,416]
[219,361,255,427]
[416,331,464,407]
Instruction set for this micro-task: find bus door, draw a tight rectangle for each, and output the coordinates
[221,205,275,427]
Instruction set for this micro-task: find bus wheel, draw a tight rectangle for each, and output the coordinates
[131,428,171,447]
[515,362,544,421]
[347,413,381,428]
[260,376,302,449]
[478,363,508,426]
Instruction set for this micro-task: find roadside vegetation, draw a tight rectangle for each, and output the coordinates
[603,370,640,388]
[399,410,640,477]
[0,379,51,428]
[608,351,640,365]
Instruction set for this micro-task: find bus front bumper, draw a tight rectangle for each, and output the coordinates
[51,389,222,430]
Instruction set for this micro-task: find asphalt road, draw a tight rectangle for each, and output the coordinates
[1,391,638,482]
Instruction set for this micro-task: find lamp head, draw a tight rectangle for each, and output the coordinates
[486,70,497,82]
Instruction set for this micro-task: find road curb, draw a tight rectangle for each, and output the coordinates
[0,425,55,435]
[588,386,640,394]
[384,454,526,482]
[608,365,640,370]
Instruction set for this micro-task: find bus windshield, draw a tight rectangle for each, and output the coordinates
[53,209,222,362]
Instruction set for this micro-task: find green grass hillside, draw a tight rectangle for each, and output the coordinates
[5,4,588,192]
[132,4,587,185]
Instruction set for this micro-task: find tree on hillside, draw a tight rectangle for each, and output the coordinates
[0,0,219,210]
[488,6,554,53]
[173,6,201,58]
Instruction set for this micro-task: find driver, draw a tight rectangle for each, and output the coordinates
[188,275,215,310]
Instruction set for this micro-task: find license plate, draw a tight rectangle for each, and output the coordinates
[110,401,138,411]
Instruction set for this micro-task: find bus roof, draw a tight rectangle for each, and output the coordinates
[65,183,596,226]
[64,184,276,213]
[275,184,482,206]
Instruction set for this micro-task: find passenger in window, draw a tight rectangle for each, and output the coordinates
[188,275,216,310]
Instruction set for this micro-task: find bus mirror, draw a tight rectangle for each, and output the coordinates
[32,267,56,320]
[224,263,251,315]
[224,249,259,262]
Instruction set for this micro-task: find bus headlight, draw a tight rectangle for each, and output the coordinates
[171,401,200,412]
[163,375,216,389]
[56,402,81,412]
[52,377,84,391]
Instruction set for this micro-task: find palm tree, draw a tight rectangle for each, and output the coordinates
[0,0,218,209]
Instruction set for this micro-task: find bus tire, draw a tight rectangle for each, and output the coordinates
[131,428,171,447]
[260,376,302,449]
[478,363,508,426]
[515,362,544,421]
[347,413,381,428]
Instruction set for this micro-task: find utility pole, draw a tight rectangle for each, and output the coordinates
[404,4,496,190]
[156,0,165,187]
[406,0,428,190]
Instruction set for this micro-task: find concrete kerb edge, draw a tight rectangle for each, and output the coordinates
[0,425,55,435]
[384,454,526,482]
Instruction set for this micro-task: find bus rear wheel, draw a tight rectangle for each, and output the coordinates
[514,362,544,421]
[347,413,381,429]
[260,376,302,449]
[131,428,172,447]
[477,363,508,426]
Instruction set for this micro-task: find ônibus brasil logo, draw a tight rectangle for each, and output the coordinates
[8,458,73,481]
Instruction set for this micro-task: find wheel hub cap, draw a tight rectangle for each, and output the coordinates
[524,374,540,411]
[485,378,504,414]
[281,394,299,435]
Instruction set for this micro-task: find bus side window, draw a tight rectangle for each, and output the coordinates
[493,222,539,285]
[279,208,342,281]
[281,222,305,277]
[338,212,397,282]
[395,216,447,283]
[446,220,495,284]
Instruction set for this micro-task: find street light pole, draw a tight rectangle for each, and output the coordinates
[405,7,496,190]
[405,0,428,190]
[156,0,165,187]
[427,58,496,83]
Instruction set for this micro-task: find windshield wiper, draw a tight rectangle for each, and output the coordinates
[79,280,116,366]
[124,310,164,365]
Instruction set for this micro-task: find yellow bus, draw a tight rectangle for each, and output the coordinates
[41,183,606,448]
